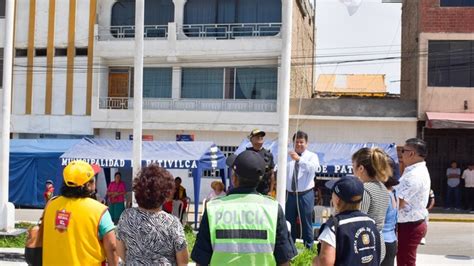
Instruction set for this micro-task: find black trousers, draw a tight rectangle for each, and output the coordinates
[381,241,397,266]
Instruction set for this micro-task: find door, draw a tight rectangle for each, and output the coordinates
[108,71,130,109]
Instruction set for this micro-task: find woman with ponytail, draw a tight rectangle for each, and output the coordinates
[352,147,393,261]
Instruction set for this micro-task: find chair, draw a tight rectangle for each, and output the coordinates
[181,197,191,225]
[171,200,184,220]
[313,205,330,236]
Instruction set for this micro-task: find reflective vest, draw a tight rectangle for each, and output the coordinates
[43,196,108,266]
[207,193,278,266]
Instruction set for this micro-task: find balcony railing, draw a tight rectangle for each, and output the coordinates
[179,23,282,39]
[99,97,277,112]
[98,25,169,40]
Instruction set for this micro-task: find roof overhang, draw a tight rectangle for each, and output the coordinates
[426,112,474,129]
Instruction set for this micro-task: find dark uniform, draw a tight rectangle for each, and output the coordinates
[246,146,275,194]
[318,211,381,266]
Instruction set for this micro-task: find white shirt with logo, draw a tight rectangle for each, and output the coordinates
[396,161,431,223]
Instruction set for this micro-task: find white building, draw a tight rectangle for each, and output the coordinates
[2,0,316,152]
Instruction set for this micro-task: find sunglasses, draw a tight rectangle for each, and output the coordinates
[401,148,415,154]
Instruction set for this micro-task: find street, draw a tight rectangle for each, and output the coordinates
[418,222,474,258]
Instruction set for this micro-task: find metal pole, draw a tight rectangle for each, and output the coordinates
[276,0,293,211]
[132,0,144,182]
[0,0,16,230]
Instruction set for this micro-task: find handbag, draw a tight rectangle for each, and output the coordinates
[24,216,44,266]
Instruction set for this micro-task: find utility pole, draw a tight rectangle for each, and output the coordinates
[0,0,16,231]
[132,0,144,187]
[276,0,294,211]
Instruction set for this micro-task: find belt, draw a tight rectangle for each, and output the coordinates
[287,188,313,196]
[398,219,425,225]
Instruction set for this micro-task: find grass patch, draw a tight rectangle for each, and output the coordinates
[184,224,196,255]
[291,243,318,266]
[0,222,33,248]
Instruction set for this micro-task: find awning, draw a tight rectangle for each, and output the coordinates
[426,112,474,129]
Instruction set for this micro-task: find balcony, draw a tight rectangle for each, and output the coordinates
[97,23,281,41]
[98,97,277,112]
[98,25,169,41]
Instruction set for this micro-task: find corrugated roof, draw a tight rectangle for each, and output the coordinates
[316,74,387,94]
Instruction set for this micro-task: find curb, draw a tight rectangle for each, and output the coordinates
[429,218,474,223]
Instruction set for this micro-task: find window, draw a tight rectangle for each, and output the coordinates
[235,67,278,99]
[111,0,174,38]
[0,0,5,18]
[143,68,172,98]
[440,0,474,7]
[184,0,281,37]
[55,48,68,56]
[15,49,27,57]
[181,68,224,99]
[35,48,47,57]
[75,48,88,56]
[428,40,474,87]
[181,67,278,99]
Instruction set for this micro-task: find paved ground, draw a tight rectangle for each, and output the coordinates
[3,209,473,265]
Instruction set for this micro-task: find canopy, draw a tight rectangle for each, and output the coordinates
[235,139,399,179]
[60,138,227,227]
[9,139,80,207]
[426,112,474,129]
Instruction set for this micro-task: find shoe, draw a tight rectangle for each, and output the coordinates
[420,237,426,245]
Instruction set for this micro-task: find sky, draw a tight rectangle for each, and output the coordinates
[315,0,402,94]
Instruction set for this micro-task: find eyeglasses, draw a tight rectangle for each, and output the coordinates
[401,148,415,154]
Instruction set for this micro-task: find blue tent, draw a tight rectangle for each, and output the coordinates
[235,139,400,179]
[60,138,227,227]
[9,139,80,207]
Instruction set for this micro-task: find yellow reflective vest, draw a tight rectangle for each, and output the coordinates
[43,196,108,266]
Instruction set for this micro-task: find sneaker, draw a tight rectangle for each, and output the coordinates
[420,237,426,245]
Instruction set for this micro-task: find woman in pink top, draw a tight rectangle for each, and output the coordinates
[107,172,126,224]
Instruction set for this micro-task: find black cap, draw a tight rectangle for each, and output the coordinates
[228,150,265,183]
[248,129,266,139]
[326,175,364,203]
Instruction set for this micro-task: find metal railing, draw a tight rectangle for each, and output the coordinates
[98,25,169,40]
[99,97,277,112]
[179,23,282,39]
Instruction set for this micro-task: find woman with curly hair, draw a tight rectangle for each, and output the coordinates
[116,164,189,265]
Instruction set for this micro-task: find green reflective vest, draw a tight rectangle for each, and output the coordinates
[207,193,279,266]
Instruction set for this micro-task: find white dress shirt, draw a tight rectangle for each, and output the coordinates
[286,150,320,192]
[462,169,474,188]
[396,161,431,223]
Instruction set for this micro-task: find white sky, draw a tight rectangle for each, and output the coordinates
[315,0,402,93]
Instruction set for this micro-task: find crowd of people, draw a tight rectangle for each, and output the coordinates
[445,160,474,212]
[36,129,473,266]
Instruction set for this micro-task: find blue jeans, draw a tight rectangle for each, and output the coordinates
[285,190,314,248]
[446,186,460,208]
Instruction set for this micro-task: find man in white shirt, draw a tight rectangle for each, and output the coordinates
[396,138,431,266]
[462,163,474,213]
[285,131,319,249]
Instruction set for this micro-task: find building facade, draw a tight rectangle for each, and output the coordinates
[1,0,317,150]
[401,0,474,206]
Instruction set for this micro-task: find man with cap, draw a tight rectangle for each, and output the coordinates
[313,176,381,266]
[42,160,118,266]
[246,129,276,195]
[191,150,297,265]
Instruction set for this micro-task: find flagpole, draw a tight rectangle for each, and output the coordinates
[276,0,294,211]
[0,0,16,231]
[132,0,144,192]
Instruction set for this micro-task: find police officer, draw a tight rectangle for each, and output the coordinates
[313,176,381,266]
[191,150,297,265]
[246,129,275,195]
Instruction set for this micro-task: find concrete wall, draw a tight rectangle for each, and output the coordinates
[290,98,417,117]
[291,0,315,99]
[400,0,419,100]
[418,32,474,119]
[289,118,417,145]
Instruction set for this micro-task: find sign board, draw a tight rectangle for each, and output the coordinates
[129,135,154,141]
[176,134,195,141]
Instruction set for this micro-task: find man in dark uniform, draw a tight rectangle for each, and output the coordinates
[246,129,275,195]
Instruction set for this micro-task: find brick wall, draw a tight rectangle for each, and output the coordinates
[291,0,315,99]
[400,0,420,100]
[420,0,474,33]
